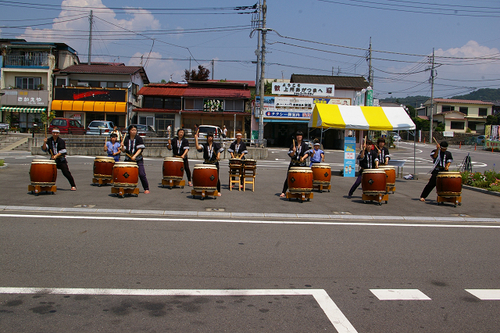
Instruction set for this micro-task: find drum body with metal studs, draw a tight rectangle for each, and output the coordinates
[192,164,218,191]
[436,172,462,197]
[112,162,139,188]
[30,159,57,186]
[287,167,313,193]
[93,156,115,180]
[362,169,387,195]
[311,163,331,185]
[162,157,184,181]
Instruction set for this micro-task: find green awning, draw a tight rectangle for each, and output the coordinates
[0,106,46,113]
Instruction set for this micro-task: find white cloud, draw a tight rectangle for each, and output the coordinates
[128,52,185,83]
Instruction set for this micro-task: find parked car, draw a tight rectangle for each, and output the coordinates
[0,123,9,133]
[477,135,486,145]
[86,120,115,135]
[48,118,86,135]
[196,125,223,139]
[389,131,401,141]
[122,124,158,137]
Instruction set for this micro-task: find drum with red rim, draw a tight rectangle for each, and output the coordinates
[287,167,313,193]
[362,169,387,195]
[30,159,57,186]
[113,162,139,188]
[192,164,218,191]
[162,157,184,181]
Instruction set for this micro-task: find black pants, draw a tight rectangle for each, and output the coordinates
[204,162,221,192]
[56,161,76,188]
[420,170,439,199]
[348,173,363,196]
[183,158,192,182]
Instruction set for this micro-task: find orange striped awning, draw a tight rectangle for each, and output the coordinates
[51,100,127,113]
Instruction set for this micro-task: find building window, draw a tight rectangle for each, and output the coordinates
[143,97,163,109]
[164,98,181,109]
[56,78,66,87]
[224,100,244,111]
[450,121,465,130]
[184,98,203,110]
[106,82,126,88]
[442,105,454,112]
[459,107,468,115]
[479,108,488,116]
[15,77,41,89]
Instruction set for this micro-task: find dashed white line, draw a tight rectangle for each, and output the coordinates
[370,289,432,301]
[465,289,500,300]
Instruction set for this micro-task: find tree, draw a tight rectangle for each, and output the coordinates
[184,65,210,81]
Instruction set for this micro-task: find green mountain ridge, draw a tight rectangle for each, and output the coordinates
[380,88,500,107]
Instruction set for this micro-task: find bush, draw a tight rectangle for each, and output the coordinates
[462,170,500,192]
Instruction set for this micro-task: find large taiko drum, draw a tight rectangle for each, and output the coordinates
[192,164,218,191]
[112,162,139,188]
[287,167,313,193]
[362,169,387,195]
[244,159,257,168]
[30,159,57,186]
[162,157,184,181]
[311,163,331,185]
[93,156,115,180]
[229,158,243,168]
[378,165,396,187]
[436,172,462,197]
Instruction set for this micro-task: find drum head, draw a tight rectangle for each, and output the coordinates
[114,162,138,168]
[164,157,184,162]
[32,159,55,164]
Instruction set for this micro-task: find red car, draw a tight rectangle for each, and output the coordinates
[48,118,86,135]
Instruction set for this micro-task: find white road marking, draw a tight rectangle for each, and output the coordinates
[0,287,357,333]
[1,213,499,228]
[465,289,500,300]
[370,289,431,301]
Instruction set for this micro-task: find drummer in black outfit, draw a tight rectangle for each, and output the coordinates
[376,137,390,165]
[347,139,379,198]
[279,131,310,198]
[195,130,224,196]
[121,125,150,194]
[228,132,248,159]
[41,128,76,191]
[167,128,192,186]
[419,141,453,202]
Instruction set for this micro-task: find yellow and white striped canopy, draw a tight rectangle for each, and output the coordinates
[309,104,416,130]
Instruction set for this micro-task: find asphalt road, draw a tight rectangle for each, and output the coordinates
[0,142,499,332]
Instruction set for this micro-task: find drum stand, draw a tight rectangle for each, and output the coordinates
[92,177,113,186]
[228,166,242,191]
[286,191,313,202]
[28,184,57,195]
[386,185,396,194]
[111,187,140,198]
[362,193,389,205]
[437,195,462,207]
[161,178,185,189]
[191,189,219,200]
[313,182,331,193]
[242,165,256,192]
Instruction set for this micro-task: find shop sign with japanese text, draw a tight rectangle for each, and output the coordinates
[272,82,335,97]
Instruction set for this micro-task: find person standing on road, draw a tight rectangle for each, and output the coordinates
[347,139,378,198]
[195,130,223,196]
[280,131,310,198]
[376,137,390,165]
[167,128,192,187]
[104,133,121,162]
[419,141,453,202]
[121,125,150,194]
[42,128,76,191]
[308,138,325,167]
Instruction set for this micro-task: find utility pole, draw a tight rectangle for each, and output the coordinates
[429,48,435,143]
[253,0,262,96]
[88,10,93,65]
[368,37,373,88]
[211,59,214,80]
[258,0,267,146]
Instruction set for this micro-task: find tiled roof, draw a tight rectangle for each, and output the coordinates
[59,64,149,84]
[432,98,494,105]
[290,74,370,89]
[183,88,250,99]
[139,84,187,96]
[138,83,251,99]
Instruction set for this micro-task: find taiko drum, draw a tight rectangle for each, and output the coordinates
[287,167,313,193]
[112,162,139,188]
[229,158,243,168]
[244,159,257,168]
[311,163,331,185]
[436,172,462,197]
[30,159,57,186]
[162,157,184,181]
[362,169,387,195]
[192,164,218,191]
[93,156,115,179]
[378,165,396,187]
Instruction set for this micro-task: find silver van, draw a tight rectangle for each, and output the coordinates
[197,125,223,139]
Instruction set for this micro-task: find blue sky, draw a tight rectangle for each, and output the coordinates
[1,0,500,100]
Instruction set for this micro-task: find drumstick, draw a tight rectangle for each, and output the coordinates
[433,137,439,145]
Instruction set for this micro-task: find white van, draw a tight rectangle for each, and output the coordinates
[197,125,223,139]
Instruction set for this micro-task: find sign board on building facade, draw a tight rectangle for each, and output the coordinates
[54,88,127,102]
[272,83,335,97]
[203,99,224,112]
[0,89,48,106]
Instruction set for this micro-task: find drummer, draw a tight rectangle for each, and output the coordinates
[376,137,390,165]
[41,128,76,191]
[308,138,325,167]
[279,131,310,198]
[104,133,121,162]
[167,128,192,187]
[121,125,150,194]
[228,132,248,159]
[347,139,379,198]
[195,130,224,196]
[419,141,453,202]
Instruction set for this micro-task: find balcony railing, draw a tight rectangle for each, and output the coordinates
[4,54,49,67]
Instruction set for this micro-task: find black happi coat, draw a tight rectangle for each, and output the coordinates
[169,137,190,158]
[123,135,145,162]
[288,141,310,167]
[228,140,248,159]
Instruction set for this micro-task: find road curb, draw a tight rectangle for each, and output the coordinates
[463,185,500,197]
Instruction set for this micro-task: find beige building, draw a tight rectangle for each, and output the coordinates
[420,98,493,134]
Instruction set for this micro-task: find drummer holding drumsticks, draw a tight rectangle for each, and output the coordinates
[195,130,224,196]
[279,131,310,198]
[419,140,453,202]
[347,138,379,198]
[121,125,150,194]
[167,128,192,187]
[41,128,77,191]
[308,138,325,167]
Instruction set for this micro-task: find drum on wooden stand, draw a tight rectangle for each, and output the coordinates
[30,159,57,186]
[192,164,218,192]
[112,162,139,188]
[436,172,462,197]
[162,157,184,181]
[229,158,243,168]
[287,167,313,194]
[93,156,115,180]
[311,163,331,185]
[243,159,257,168]
[362,169,387,196]
[378,165,396,193]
